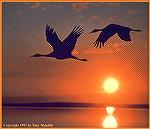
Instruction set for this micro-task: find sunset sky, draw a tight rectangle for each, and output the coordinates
[3,2,148,104]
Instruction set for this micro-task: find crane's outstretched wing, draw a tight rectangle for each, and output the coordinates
[117,30,131,42]
[93,30,116,48]
[46,25,62,50]
[63,26,83,52]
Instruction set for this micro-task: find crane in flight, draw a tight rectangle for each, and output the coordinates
[89,24,141,48]
[31,25,87,62]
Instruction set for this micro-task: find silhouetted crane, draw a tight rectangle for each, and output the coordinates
[31,25,87,61]
[89,24,141,48]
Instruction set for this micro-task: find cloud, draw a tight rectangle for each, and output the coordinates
[77,15,84,19]
[89,3,102,7]
[127,10,139,15]
[52,4,63,8]
[72,3,88,12]
[42,7,47,10]
[84,42,123,55]
[86,15,101,24]
[91,15,99,21]
[84,48,114,55]
[107,3,120,8]
[113,43,122,51]
[24,3,31,5]
[107,15,118,22]
[72,2,102,13]
[16,9,23,16]
[96,15,119,26]
[41,4,63,10]
[30,3,41,9]
[72,49,79,55]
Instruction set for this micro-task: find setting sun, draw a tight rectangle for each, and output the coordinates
[103,78,119,93]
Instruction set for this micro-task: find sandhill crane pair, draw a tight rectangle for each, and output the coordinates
[31,24,141,62]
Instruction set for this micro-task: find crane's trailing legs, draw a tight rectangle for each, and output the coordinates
[70,55,87,62]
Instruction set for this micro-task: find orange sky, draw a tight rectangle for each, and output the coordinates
[3,2,148,104]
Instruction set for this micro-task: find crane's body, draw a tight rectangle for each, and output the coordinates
[90,24,141,48]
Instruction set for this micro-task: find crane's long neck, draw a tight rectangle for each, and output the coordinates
[96,29,103,31]
[89,29,103,33]
[31,53,53,57]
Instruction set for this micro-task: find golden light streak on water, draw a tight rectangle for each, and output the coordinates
[103,107,118,128]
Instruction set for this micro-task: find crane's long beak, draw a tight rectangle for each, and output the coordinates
[132,29,142,32]
[136,30,142,32]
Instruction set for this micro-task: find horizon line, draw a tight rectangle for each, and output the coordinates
[3,102,149,109]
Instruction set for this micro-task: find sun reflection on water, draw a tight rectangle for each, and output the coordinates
[103,107,118,128]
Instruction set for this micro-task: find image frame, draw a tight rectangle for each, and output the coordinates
[0,0,149,129]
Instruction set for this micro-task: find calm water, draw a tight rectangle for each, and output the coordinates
[2,107,148,128]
